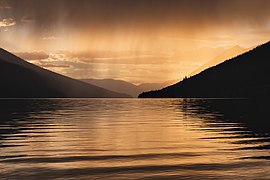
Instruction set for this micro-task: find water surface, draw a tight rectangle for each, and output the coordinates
[0,99,269,179]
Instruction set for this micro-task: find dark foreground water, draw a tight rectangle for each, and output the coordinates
[0,99,269,179]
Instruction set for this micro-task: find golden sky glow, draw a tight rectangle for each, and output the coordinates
[1,0,270,83]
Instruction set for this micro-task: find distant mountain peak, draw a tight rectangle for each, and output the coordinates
[231,45,242,49]
[81,78,178,97]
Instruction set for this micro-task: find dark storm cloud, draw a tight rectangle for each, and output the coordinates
[0,0,12,9]
[5,0,270,32]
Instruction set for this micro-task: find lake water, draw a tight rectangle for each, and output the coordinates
[0,99,269,179]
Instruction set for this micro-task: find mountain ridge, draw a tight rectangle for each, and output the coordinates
[80,79,140,97]
[189,45,253,76]
[0,48,130,98]
[139,41,270,98]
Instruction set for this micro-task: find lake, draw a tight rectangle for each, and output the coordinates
[0,99,269,179]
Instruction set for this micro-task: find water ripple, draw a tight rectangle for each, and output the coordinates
[0,98,270,179]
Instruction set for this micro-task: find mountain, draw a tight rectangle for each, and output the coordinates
[189,45,252,76]
[173,46,226,64]
[0,48,130,98]
[80,79,141,97]
[138,80,178,92]
[139,41,270,98]
[81,79,178,97]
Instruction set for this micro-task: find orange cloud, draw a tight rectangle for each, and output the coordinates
[0,18,16,27]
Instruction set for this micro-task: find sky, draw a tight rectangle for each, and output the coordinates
[0,0,270,84]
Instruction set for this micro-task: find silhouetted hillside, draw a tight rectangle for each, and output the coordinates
[138,80,178,92]
[139,41,270,98]
[0,48,130,98]
[189,45,252,76]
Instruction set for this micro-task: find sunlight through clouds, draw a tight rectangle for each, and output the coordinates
[1,0,270,83]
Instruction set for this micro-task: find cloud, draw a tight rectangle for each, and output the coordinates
[21,15,35,23]
[14,51,49,60]
[0,18,16,27]
[34,51,201,83]
[0,1,12,9]
[248,29,270,36]
[79,56,170,65]
[58,50,170,65]
[15,51,202,84]
[5,0,270,33]
[42,36,58,40]
[55,62,188,84]
[37,63,70,68]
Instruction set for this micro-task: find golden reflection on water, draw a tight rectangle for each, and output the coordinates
[0,99,270,179]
